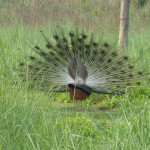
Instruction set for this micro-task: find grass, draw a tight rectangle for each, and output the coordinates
[0,0,150,32]
[0,85,150,149]
[1,83,150,149]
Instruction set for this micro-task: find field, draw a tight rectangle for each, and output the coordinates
[0,0,150,149]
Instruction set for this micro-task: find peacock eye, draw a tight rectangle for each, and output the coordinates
[118,61,123,65]
[104,42,109,47]
[124,56,128,60]
[93,42,98,47]
[57,44,62,48]
[78,38,82,43]
[129,66,134,69]
[63,38,67,42]
[112,52,117,57]
[107,59,112,63]
[19,62,25,66]
[54,35,59,40]
[69,32,74,37]
[82,34,87,39]
[138,71,143,75]
[136,82,141,85]
[128,74,133,78]
[101,50,105,54]
[85,45,90,49]
[46,43,52,49]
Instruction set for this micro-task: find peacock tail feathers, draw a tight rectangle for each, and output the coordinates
[18,29,150,97]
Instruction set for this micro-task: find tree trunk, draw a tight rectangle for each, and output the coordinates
[118,0,130,54]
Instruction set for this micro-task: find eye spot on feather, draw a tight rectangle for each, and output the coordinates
[93,42,98,47]
[38,61,42,64]
[124,56,128,60]
[35,45,40,50]
[112,52,117,57]
[138,71,143,75]
[78,38,82,43]
[101,50,105,55]
[85,45,90,49]
[41,52,47,56]
[35,67,40,71]
[57,44,61,48]
[107,59,112,63]
[129,74,133,78]
[104,42,109,47]
[82,34,87,39]
[129,66,134,69]
[46,43,52,49]
[30,56,36,60]
[49,52,55,56]
[54,35,59,40]
[93,50,98,56]
[117,61,123,65]
[69,32,74,37]
[120,70,126,74]
[19,62,25,66]
[63,38,67,42]
[136,82,141,85]
[28,65,33,69]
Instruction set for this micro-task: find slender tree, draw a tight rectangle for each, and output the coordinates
[118,0,130,54]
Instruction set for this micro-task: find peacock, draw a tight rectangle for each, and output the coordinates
[19,29,149,100]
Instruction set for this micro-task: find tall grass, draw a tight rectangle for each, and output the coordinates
[1,81,150,149]
[0,0,150,31]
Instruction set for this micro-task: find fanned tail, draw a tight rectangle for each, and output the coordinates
[18,29,150,96]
